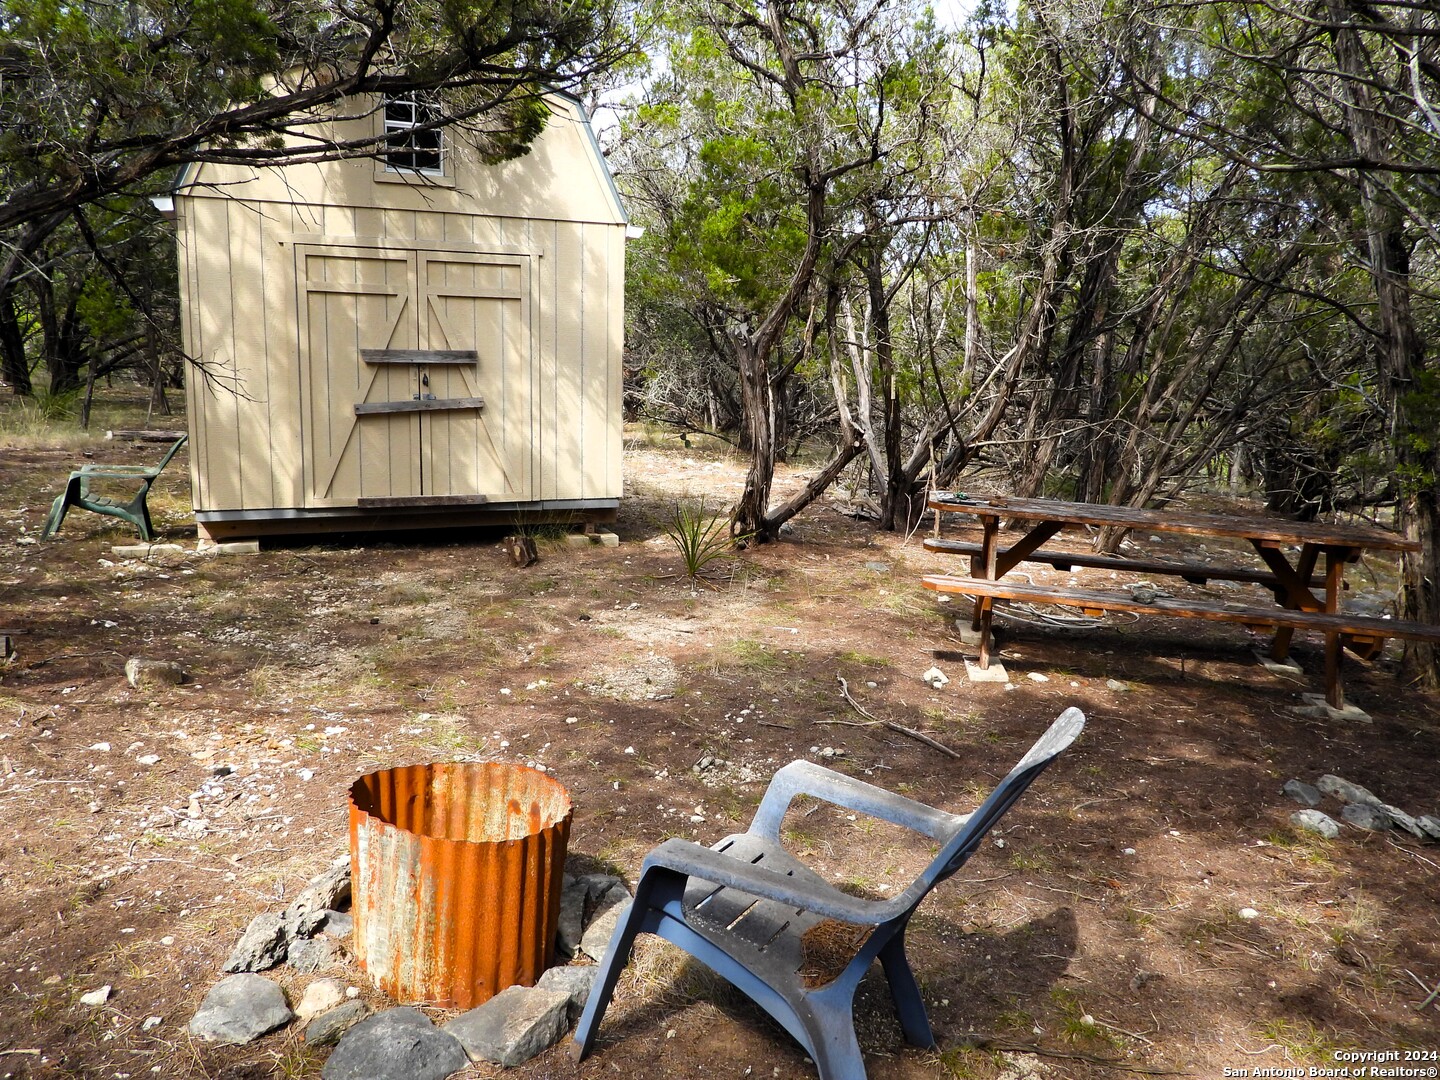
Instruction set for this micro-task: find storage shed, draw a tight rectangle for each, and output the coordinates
[170,92,626,542]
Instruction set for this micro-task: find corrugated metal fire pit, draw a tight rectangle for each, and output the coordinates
[349,761,571,1009]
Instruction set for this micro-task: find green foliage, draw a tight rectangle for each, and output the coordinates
[661,498,743,582]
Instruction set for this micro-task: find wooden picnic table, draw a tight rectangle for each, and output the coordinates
[923,492,1429,711]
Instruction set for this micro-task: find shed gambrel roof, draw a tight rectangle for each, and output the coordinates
[173,90,626,226]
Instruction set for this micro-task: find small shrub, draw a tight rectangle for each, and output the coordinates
[662,498,744,582]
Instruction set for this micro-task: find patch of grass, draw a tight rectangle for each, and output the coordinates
[1262,828,1337,871]
[1255,1018,1341,1064]
[1050,987,1123,1048]
[723,638,785,672]
[270,1036,322,1080]
[932,1047,1006,1079]
[1006,848,1055,873]
[413,714,488,758]
[837,649,890,667]
[991,1003,1035,1034]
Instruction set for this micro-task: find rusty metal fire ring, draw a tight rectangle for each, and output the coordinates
[349,761,571,1009]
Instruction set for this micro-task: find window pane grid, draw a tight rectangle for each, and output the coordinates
[384,96,444,175]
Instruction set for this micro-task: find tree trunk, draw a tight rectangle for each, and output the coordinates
[1324,0,1438,686]
[732,336,775,540]
[0,291,30,396]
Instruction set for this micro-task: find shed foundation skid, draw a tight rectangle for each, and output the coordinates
[194,501,617,545]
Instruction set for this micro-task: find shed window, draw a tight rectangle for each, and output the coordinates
[384,95,444,175]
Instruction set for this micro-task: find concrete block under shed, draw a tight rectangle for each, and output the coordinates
[563,531,619,548]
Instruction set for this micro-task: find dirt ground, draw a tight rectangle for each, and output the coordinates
[1,429,1438,1080]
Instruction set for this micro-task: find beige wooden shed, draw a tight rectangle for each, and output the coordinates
[170,92,626,542]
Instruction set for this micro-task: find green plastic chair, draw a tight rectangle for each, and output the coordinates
[42,435,188,542]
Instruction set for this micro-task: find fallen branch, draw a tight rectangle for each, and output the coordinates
[832,675,963,759]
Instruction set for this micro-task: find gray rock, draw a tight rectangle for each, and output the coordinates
[188,973,293,1045]
[1104,679,1130,692]
[1291,809,1341,839]
[587,878,629,916]
[304,1000,371,1048]
[1316,774,1382,806]
[444,985,571,1067]
[223,912,289,973]
[321,1007,467,1080]
[1418,815,1440,842]
[555,879,589,959]
[1379,804,1427,839]
[536,965,598,1022]
[124,658,186,689]
[1340,802,1392,831]
[286,855,351,921]
[287,934,342,974]
[863,561,890,573]
[1282,779,1323,808]
[288,908,327,939]
[319,909,353,939]
[580,899,631,962]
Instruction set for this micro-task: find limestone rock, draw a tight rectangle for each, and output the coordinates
[304,1000,371,1048]
[223,912,289,973]
[1316,775,1382,806]
[80,985,112,1006]
[319,910,353,939]
[188,974,292,1045]
[1291,809,1340,840]
[124,658,185,689]
[296,979,347,1020]
[444,986,571,1067]
[536,965,598,1022]
[1340,802,1392,831]
[1417,815,1440,842]
[321,1007,467,1080]
[580,898,631,962]
[285,855,351,922]
[1282,779,1323,808]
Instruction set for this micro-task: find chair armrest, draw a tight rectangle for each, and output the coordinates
[749,760,968,843]
[76,466,161,479]
[643,838,900,925]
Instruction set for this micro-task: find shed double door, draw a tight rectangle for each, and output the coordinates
[298,244,531,507]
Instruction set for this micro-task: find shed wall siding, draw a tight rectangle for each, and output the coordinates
[184,194,623,512]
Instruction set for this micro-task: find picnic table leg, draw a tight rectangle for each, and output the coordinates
[970,517,999,635]
[1254,542,1321,661]
[1323,550,1345,709]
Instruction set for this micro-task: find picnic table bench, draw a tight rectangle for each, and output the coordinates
[924,492,1439,711]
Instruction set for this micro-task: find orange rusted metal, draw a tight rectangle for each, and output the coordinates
[349,761,571,1009]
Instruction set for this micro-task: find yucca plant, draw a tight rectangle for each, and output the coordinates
[663,498,743,584]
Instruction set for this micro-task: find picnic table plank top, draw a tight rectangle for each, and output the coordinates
[928,493,1420,553]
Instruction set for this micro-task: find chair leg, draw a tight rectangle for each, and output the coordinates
[127,488,155,542]
[879,936,935,1048]
[569,895,650,1060]
[802,996,869,1080]
[41,483,78,540]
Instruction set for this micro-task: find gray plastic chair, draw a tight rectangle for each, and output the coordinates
[571,707,1085,1080]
